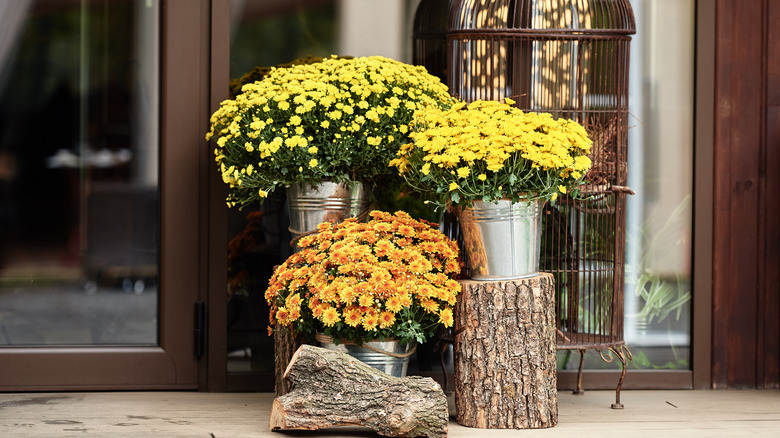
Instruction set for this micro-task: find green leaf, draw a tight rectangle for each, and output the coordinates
[450,192,460,203]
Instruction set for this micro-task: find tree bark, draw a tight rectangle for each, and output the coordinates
[273,325,302,396]
[270,344,448,438]
[454,273,558,429]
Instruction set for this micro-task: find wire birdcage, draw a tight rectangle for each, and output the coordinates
[412,0,455,83]
[443,0,636,408]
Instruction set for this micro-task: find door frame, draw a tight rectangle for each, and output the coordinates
[0,0,209,391]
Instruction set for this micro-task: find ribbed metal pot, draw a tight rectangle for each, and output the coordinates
[317,335,413,377]
[458,198,544,280]
[286,180,371,235]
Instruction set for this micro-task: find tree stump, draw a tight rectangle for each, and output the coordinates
[454,273,558,429]
[270,344,448,438]
[273,324,303,396]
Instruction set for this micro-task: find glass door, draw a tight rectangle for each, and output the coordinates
[0,0,203,390]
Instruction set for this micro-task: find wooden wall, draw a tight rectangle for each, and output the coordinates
[712,0,780,389]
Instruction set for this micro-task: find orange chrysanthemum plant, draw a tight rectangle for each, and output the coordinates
[265,210,461,345]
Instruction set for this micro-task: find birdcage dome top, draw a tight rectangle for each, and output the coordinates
[413,0,455,34]
[449,0,635,34]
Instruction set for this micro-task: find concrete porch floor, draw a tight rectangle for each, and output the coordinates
[1,390,779,437]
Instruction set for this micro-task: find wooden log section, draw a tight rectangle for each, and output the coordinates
[273,324,302,396]
[270,344,448,438]
[455,274,558,429]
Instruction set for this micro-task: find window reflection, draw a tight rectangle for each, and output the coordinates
[226,0,338,374]
[0,0,160,346]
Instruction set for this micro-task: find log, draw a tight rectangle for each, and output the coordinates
[454,273,558,429]
[273,324,302,396]
[270,344,448,438]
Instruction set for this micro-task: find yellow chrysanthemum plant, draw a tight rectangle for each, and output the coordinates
[265,210,461,345]
[389,98,594,208]
[206,55,456,208]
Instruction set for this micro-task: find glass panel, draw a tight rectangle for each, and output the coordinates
[557,0,694,372]
[623,0,693,370]
[226,0,338,374]
[0,0,160,346]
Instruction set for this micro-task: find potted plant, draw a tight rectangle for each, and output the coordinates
[205,56,455,218]
[390,99,593,280]
[264,210,461,376]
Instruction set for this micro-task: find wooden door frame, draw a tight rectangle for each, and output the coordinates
[709,0,780,389]
[0,0,208,391]
[203,0,230,392]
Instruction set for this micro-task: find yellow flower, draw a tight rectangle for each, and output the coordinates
[362,312,379,331]
[438,308,454,327]
[456,167,470,178]
[344,307,362,327]
[478,173,487,181]
[209,56,456,207]
[378,311,395,329]
[558,185,567,193]
[448,182,459,191]
[321,307,340,327]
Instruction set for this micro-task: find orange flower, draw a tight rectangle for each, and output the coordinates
[445,259,460,274]
[397,224,415,237]
[359,230,378,244]
[298,235,317,248]
[379,311,396,329]
[358,293,374,308]
[419,298,439,314]
[385,294,403,312]
[373,222,393,233]
[439,308,454,327]
[276,307,290,325]
[285,293,302,309]
[362,312,379,331]
[264,210,461,345]
[395,237,412,248]
[338,285,358,304]
[344,306,362,327]
[320,307,340,327]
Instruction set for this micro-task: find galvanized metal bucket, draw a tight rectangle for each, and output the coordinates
[458,198,544,281]
[317,334,414,377]
[286,180,371,237]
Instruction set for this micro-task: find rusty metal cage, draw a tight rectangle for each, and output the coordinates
[432,0,636,407]
[412,0,454,83]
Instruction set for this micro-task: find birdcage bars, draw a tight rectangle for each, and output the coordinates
[438,0,635,408]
